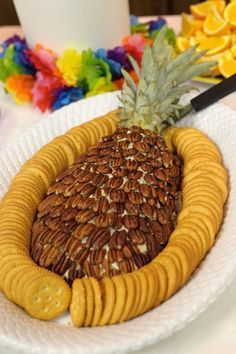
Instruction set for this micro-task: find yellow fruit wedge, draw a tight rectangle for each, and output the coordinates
[176,37,190,53]
[231,44,236,56]
[203,7,230,35]
[182,13,204,36]
[189,36,206,47]
[195,30,207,36]
[219,57,236,76]
[224,1,236,27]
[197,36,231,55]
[231,34,236,44]
[211,0,226,13]
[190,1,226,19]
[220,49,234,59]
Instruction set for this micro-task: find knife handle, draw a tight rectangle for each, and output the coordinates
[191,74,236,112]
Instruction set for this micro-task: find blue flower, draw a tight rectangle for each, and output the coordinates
[52,86,84,110]
[0,45,6,58]
[130,15,139,26]
[149,17,167,32]
[95,48,122,79]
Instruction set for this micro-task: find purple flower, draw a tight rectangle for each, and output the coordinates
[52,86,84,110]
[107,46,131,71]
[1,35,25,53]
[95,48,122,79]
[0,35,24,58]
[4,35,25,46]
[149,17,167,32]
[0,35,35,73]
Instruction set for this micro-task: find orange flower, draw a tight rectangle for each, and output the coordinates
[113,69,139,90]
[130,69,139,83]
[122,34,153,52]
[5,74,35,104]
[113,77,124,90]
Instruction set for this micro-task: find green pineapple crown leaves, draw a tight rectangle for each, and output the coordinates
[119,26,216,133]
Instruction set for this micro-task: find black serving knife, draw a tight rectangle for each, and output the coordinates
[181,74,236,117]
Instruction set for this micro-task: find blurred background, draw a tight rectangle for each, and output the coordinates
[0,0,210,26]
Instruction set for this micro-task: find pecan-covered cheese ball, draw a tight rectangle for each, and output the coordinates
[31,126,182,284]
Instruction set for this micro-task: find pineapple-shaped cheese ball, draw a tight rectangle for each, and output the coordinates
[31,27,213,284]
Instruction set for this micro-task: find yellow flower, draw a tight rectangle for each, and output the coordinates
[56,49,81,86]
[86,77,116,98]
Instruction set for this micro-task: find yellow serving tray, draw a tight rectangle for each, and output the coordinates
[193,76,222,85]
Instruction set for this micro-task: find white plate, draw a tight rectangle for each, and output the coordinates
[0,92,236,354]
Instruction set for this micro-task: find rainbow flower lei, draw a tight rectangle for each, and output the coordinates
[0,17,175,112]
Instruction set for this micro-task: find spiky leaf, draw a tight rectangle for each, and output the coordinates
[119,26,215,133]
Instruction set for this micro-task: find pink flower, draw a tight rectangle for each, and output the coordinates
[28,44,60,77]
[32,72,63,112]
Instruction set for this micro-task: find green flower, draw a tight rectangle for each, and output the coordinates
[86,77,116,97]
[0,45,23,82]
[150,27,176,47]
[78,49,112,92]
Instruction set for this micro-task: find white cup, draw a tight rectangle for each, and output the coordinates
[13,0,130,53]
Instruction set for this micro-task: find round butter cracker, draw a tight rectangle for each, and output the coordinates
[120,273,136,322]
[23,273,71,321]
[82,277,95,327]
[90,277,103,327]
[99,277,116,326]
[109,275,126,325]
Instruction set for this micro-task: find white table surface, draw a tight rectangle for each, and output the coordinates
[1,17,236,354]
